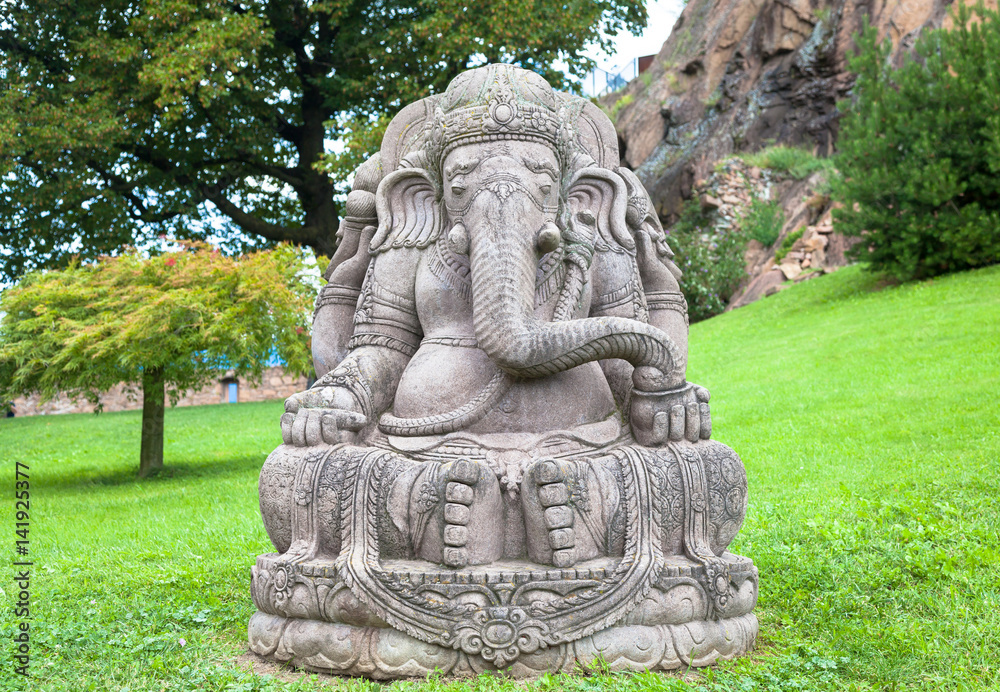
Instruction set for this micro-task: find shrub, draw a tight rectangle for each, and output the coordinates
[833,4,1000,280]
[775,227,805,263]
[608,93,634,120]
[741,195,785,247]
[666,201,748,322]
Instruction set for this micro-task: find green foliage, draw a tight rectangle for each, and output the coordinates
[833,3,1000,281]
[775,227,805,263]
[3,265,999,690]
[608,93,635,120]
[0,0,647,282]
[664,71,684,94]
[740,195,784,247]
[0,242,314,409]
[740,145,834,180]
[666,202,748,322]
[316,113,393,194]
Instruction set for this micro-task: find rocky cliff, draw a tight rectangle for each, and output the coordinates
[612,0,972,219]
[608,0,987,308]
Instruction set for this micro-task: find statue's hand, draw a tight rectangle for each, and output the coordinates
[281,387,367,446]
[630,382,711,446]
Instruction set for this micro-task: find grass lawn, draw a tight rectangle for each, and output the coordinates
[1,264,998,691]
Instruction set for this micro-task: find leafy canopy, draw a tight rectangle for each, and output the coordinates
[0,0,647,282]
[833,3,1000,281]
[0,242,314,407]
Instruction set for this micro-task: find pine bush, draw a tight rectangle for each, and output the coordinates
[833,3,1000,281]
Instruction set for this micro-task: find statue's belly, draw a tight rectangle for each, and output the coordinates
[392,343,618,434]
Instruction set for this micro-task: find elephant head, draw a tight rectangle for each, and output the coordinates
[371,64,684,392]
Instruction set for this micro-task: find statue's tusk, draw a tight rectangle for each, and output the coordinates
[536,222,561,254]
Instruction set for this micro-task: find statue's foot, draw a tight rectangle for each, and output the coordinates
[389,456,503,567]
[435,458,504,568]
[524,458,577,567]
[441,460,480,568]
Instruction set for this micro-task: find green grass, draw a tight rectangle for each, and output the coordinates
[2,264,999,691]
[739,146,835,181]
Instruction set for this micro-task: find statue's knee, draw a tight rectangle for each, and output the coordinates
[699,440,747,553]
[258,444,350,557]
[259,445,301,553]
[641,440,747,556]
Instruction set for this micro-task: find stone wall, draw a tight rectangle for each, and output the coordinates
[10,366,309,417]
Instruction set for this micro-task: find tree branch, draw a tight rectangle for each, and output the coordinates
[199,186,316,246]
[245,161,306,188]
[85,159,185,223]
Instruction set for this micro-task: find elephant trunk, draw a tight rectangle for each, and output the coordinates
[468,186,683,390]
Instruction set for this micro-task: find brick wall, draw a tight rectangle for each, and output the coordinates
[9,366,310,416]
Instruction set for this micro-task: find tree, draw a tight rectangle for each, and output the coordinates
[0,242,314,476]
[833,3,1000,281]
[0,0,646,283]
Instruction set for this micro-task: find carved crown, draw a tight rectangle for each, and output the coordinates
[432,64,565,160]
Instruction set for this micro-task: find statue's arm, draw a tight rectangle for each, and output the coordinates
[312,154,383,377]
[634,229,688,379]
[283,247,421,446]
[588,248,647,411]
[590,243,710,444]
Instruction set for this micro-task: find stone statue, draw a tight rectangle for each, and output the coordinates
[249,64,757,679]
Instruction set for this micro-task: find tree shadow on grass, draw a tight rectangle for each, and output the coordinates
[33,454,265,492]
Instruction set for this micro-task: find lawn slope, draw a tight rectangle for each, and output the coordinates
[1,264,998,691]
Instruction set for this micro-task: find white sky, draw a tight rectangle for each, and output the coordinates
[587,0,686,72]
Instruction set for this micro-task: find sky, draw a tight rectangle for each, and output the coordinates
[587,0,686,72]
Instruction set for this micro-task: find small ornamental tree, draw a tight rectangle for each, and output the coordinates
[0,242,314,476]
[833,3,1000,281]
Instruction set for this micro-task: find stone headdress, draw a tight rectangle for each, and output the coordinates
[380,64,620,184]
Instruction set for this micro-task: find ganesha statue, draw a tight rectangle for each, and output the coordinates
[249,64,757,678]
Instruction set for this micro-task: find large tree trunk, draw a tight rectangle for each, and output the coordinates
[139,368,165,477]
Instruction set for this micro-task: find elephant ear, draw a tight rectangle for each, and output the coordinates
[370,168,445,255]
[566,167,633,254]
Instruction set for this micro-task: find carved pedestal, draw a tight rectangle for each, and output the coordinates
[249,439,757,678]
[249,557,758,678]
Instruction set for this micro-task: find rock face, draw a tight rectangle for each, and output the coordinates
[249,64,757,679]
[611,0,966,221]
[680,156,856,309]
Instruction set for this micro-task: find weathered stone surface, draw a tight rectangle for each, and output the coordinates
[730,269,787,309]
[609,0,970,221]
[779,262,803,281]
[700,193,722,210]
[252,64,755,678]
[248,611,759,678]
